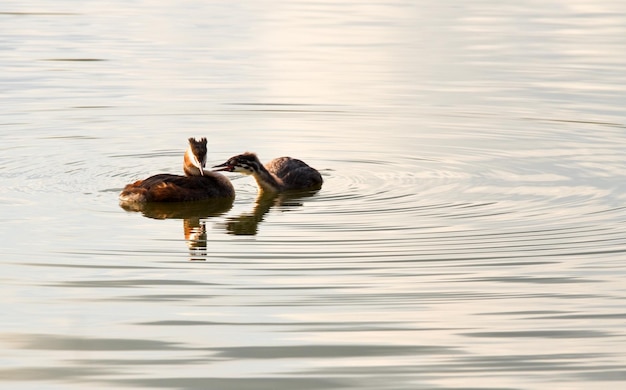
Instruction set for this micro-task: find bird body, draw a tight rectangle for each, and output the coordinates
[119,173,234,203]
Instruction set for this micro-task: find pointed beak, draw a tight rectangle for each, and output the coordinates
[212,161,233,172]
[193,156,205,176]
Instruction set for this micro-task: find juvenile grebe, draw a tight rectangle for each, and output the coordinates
[119,138,235,203]
[213,152,323,193]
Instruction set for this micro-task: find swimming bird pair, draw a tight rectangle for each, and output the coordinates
[119,137,323,203]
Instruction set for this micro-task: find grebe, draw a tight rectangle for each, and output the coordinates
[213,152,323,193]
[119,138,235,203]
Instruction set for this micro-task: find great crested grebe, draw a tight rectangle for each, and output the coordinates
[119,137,235,203]
[213,152,323,193]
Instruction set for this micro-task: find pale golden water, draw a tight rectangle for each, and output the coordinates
[2,1,626,389]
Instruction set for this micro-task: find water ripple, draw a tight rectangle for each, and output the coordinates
[3,1,626,389]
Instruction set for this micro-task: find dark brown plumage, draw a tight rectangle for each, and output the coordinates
[120,173,234,202]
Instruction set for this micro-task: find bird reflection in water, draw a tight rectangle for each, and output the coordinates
[221,189,320,235]
[119,199,233,260]
[119,189,320,259]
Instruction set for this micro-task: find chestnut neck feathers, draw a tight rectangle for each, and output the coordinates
[183,137,207,176]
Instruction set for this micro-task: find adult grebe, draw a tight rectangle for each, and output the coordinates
[119,138,235,203]
[212,152,323,193]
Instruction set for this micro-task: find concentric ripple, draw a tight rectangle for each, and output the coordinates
[225,145,626,274]
[3,1,626,389]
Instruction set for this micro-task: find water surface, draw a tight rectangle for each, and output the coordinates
[2,1,626,389]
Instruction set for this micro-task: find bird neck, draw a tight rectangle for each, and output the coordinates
[183,149,203,176]
[252,165,284,192]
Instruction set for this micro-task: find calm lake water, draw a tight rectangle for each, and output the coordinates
[2,1,626,389]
